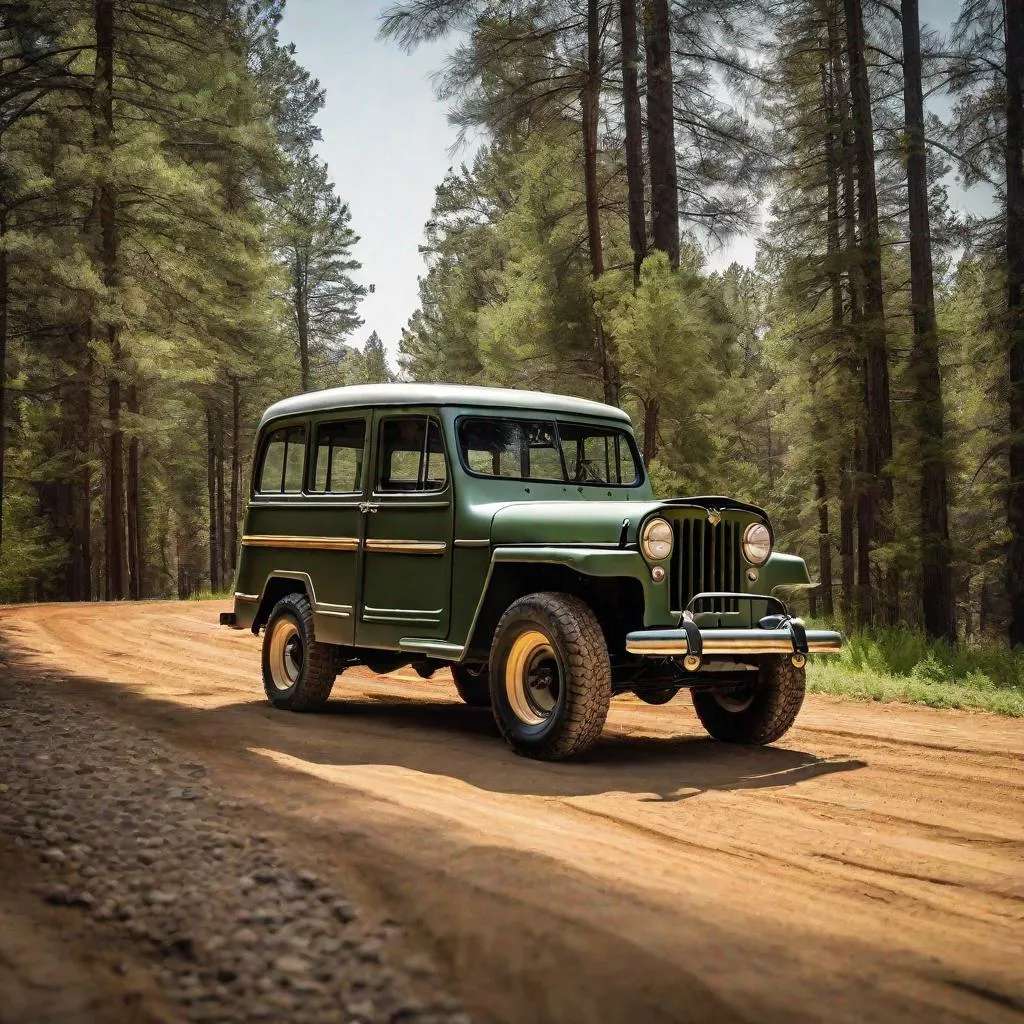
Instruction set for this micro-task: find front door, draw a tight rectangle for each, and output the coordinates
[356,411,454,648]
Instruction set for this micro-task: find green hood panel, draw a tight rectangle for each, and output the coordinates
[488,500,663,546]
[485,495,772,547]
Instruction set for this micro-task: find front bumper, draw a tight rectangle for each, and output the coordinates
[625,625,843,657]
[625,591,843,661]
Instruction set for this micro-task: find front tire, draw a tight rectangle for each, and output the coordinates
[489,593,611,761]
[691,656,805,744]
[262,593,336,711]
[452,664,491,707]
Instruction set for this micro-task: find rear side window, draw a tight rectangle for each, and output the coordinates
[257,425,306,494]
[311,420,365,493]
[378,417,448,493]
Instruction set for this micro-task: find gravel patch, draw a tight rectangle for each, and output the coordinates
[0,686,468,1024]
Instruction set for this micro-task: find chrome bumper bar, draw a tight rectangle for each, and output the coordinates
[625,626,843,657]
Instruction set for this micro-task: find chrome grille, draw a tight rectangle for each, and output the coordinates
[670,517,743,613]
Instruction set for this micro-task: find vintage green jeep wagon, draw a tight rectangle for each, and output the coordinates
[222,383,842,760]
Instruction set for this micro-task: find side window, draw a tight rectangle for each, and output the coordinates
[378,417,448,493]
[458,418,564,481]
[311,419,365,494]
[257,425,306,494]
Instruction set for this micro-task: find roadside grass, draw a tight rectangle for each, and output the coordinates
[805,626,1024,717]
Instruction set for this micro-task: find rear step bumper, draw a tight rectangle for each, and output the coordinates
[219,611,236,627]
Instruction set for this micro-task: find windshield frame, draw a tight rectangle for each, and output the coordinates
[455,414,646,489]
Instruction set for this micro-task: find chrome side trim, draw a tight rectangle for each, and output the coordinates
[317,601,353,620]
[454,538,490,548]
[363,614,442,624]
[234,592,259,602]
[242,535,359,551]
[364,539,447,555]
[398,639,465,659]
[363,606,442,616]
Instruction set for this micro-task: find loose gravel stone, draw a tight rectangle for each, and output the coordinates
[0,688,468,1024]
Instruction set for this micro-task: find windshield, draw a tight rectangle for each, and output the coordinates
[458,417,641,486]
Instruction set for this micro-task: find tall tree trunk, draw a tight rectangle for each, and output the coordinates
[75,343,93,601]
[127,383,142,599]
[95,0,126,601]
[814,467,835,617]
[620,0,647,285]
[216,407,227,586]
[294,258,310,392]
[582,0,617,406]
[1006,0,1024,646]
[643,0,679,267]
[840,453,856,621]
[229,375,240,583]
[902,0,955,641]
[643,398,659,464]
[206,406,221,593]
[843,0,895,625]
[0,210,7,554]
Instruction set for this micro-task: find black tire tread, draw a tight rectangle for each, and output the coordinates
[451,664,491,707]
[691,655,804,744]
[262,593,336,712]
[490,592,611,760]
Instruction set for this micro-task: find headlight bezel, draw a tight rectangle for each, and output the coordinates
[742,522,772,565]
[640,517,674,562]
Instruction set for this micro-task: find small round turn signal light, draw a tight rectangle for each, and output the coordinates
[651,565,666,583]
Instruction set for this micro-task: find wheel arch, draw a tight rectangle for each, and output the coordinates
[465,554,646,662]
[251,572,316,634]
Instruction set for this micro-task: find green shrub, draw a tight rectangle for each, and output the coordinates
[803,623,1024,716]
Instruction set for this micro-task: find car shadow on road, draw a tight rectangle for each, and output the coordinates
[0,629,866,802]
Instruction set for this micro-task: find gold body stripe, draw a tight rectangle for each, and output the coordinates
[364,540,447,555]
[242,535,358,551]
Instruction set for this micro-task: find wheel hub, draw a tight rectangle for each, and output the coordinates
[268,619,303,691]
[506,630,562,725]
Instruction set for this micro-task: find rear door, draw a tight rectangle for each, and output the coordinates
[356,410,454,648]
[301,412,370,644]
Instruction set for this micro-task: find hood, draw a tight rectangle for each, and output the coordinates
[488,495,770,547]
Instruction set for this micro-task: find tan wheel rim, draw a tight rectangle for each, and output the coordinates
[268,618,303,691]
[505,629,561,726]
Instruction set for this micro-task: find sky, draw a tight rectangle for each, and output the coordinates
[279,0,981,360]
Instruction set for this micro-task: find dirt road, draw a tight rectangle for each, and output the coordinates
[1,601,1022,1024]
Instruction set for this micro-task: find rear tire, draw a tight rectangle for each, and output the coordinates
[262,593,336,711]
[489,592,611,761]
[452,664,491,707]
[691,656,804,744]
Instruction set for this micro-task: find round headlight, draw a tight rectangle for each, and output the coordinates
[742,522,772,565]
[641,518,674,561]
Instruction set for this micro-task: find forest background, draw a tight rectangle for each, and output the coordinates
[1,0,1022,708]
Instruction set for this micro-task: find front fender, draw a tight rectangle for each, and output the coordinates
[759,552,812,594]
[490,546,670,626]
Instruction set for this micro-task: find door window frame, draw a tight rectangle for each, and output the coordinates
[372,413,451,498]
[307,414,369,497]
